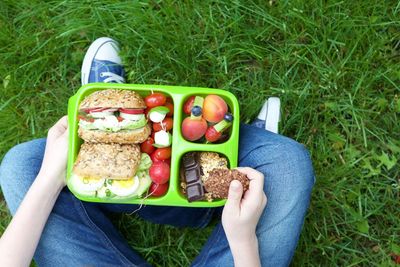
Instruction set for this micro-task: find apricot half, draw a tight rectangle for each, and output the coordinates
[203,95,228,123]
[181,117,207,141]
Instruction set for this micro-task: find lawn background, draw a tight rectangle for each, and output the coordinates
[0,0,399,266]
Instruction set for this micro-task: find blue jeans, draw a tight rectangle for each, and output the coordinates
[0,124,314,267]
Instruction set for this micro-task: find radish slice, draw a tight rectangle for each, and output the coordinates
[101,108,118,112]
[82,107,108,113]
[119,108,144,114]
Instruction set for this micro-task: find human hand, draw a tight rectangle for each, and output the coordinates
[222,167,267,246]
[37,116,69,188]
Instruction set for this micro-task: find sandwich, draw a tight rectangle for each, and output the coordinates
[69,143,152,199]
[78,89,151,144]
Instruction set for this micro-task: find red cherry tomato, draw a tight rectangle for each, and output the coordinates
[205,126,221,142]
[149,182,169,197]
[153,117,173,132]
[154,147,172,160]
[145,93,167,108]
[140,138,155,154]
[150,151,171,164]
[150,151,163,163]
[119,108,144,114]
[163,158,171,166]
[164,102,174,117]
[149,162,170,184]
[166,97,173,104]
[183,96,195,115]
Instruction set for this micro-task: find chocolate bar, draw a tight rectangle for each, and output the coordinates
[181,152,205,202]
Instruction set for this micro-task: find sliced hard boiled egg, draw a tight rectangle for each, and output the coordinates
[89,108,118,118]
[120,113,144,121]
[96,186,114,199]
[69,174,105,194]
[107,176,140,197]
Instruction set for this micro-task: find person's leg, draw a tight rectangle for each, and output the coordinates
[192,124,315,267]
[0,139,151,267]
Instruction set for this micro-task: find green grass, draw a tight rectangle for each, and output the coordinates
[0,0,399,266]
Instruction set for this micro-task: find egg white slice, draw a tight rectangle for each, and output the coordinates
[96,186,115,199]
[120,113,144,121]
[89,111,115,118]
[107,176,140,197]
[69,174,105,193]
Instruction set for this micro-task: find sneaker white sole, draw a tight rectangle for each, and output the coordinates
[81,37,119,85]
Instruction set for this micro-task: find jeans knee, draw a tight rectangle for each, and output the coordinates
[275,139,315,191]
[0,139,46,201]
[245,135,315,193]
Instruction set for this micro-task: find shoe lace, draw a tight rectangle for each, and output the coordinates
[100,72,125,83]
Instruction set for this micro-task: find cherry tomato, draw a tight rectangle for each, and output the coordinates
[164,102,174,117]
[166,97,173,103]
[119,108,144,114]
[154,147,172,160]
[145,93,167,108]
[149,162,170,184]
[183,96,195,115]
[116,116,124,122]
[150,151,171,164]
[205,126,221,142]
[150,151,163,163]
[153,117,173,132]
[148,182,169,197]
[163,158,171,166]
[140,138,155,154]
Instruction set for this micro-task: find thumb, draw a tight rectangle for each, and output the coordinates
[224,180,243,214]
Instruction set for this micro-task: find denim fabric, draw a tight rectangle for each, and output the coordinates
[0,124,314,267]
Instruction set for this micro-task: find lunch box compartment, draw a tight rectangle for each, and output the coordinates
[179,94,235,144]
[67,83,239,207]
[176,150,231,203]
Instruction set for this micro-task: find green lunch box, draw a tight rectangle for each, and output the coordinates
[66,83,240,207]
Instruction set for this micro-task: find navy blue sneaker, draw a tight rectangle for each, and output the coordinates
[81,37,126,85]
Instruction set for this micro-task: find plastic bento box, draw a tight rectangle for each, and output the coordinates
[66,83,240,207]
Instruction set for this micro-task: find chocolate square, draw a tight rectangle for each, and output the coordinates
[186,183,205,202]
[184,168,200,184]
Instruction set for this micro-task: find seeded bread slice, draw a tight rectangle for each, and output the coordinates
[79,89,147,110]
[73,143,141,179]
